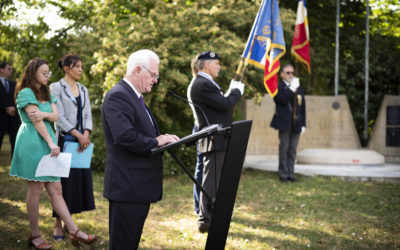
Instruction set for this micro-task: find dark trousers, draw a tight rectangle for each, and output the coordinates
[0,118,20,156]
[109,200,150,250]
[278,128,301,179]
[198,151,225,225]
[192,124,204,214]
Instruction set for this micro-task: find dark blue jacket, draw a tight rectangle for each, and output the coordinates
[0,79,20,124]
[190,74,241,152]
[270,80,306,133]
[102,79,162,203]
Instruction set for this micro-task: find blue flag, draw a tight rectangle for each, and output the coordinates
[241,0,286,97]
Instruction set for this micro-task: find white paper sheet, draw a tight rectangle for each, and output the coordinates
[35,153,72,178]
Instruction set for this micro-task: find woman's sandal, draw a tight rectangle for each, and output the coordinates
[27,234,52,249]
[69,229,97,247]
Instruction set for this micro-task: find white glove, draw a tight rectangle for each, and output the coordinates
[231,80,245,95]
[224,89,231,97]
[225,80,245,96]
[301,126,306,135]
[224,80,234,97]
[289,77,300,92]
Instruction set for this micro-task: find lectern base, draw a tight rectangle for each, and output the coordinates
[205,120,252,250]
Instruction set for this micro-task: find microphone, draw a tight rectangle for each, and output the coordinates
[167,90,211,127]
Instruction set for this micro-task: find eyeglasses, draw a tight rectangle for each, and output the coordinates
[284,71,294,75]
[141,66,159,80]
[42,71,52,77]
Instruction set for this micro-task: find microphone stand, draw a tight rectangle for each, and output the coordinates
[167,90,211,127]
[166,89,216,211]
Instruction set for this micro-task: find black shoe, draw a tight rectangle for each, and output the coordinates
[279,177,288,182]
[288,177,299,182]
[197,222,210,233]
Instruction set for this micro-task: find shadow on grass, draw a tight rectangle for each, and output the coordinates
[234,169,400,249]
[230,215,379,249]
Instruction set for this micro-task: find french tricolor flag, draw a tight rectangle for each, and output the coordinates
[291,0,311,73]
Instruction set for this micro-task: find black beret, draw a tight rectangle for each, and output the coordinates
[198,51,220,60]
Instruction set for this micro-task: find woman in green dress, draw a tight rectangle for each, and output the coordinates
[9,58,96,249]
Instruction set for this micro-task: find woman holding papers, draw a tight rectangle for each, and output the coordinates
[49,54,95,241]
[9,58,96,249]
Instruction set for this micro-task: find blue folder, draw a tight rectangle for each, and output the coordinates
[63,142,94,169]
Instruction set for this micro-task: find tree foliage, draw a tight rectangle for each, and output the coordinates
[1,0,399,172]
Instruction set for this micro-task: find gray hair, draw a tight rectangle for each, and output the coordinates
[195,59,207,71]
[126,49,160,75]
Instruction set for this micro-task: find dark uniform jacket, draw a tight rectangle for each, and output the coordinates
[270,80,306,133]
[190,74,241,153]
[0,79,19,124]
[102,79,162,204]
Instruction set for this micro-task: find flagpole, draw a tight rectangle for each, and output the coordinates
[334,0,340,96]
[235,34,257,82]
[364,0,370,142]
[234,59,244,81]
[241,35,258,82]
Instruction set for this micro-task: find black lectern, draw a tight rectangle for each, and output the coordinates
[152,120,252,249]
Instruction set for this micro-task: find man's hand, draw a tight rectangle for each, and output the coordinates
[229,80,245,95]
[289,77,300,92]
[156,134,180,147]
[301,126,306,135]
[224,79,236,97]
[5,106,17,117]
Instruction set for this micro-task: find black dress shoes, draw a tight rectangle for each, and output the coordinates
[288,177,299,182]
[279,177,288,182]
[198,222,210,233]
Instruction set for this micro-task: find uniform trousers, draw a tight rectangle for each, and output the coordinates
[192,124,204,214]
[198,150,225,225]
[278,128,301,179]
[109,200,150,250]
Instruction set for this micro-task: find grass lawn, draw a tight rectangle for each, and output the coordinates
[1,147,399,249]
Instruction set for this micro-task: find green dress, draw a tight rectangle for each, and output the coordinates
[9,88,60,182]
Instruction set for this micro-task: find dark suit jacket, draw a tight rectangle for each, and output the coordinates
[190,74,241,152]
[0,79,19,124]
[102,79,163,204]
[270,80,306,133]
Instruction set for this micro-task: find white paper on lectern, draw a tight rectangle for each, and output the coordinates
[35,153,72,178]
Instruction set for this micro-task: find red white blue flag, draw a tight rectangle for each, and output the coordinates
[241,0,286,97]
[291,0,311,73]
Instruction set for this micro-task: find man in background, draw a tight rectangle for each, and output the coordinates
[0,62,20,156]
[270,63,306,182]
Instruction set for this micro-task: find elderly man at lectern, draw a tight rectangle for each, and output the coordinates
[102,49,179,249]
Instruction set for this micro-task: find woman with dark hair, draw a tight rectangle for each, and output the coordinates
[49,54,95,240]
[9,58,96,249]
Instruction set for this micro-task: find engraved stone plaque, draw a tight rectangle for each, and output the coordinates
[243,95,361,161]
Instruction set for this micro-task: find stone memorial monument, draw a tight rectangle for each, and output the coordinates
[368,95,400,163]
[242,95,362,163]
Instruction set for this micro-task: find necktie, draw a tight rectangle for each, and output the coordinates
[139,96,156,131]
[139,96,147,111]
[2,79,9,93]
